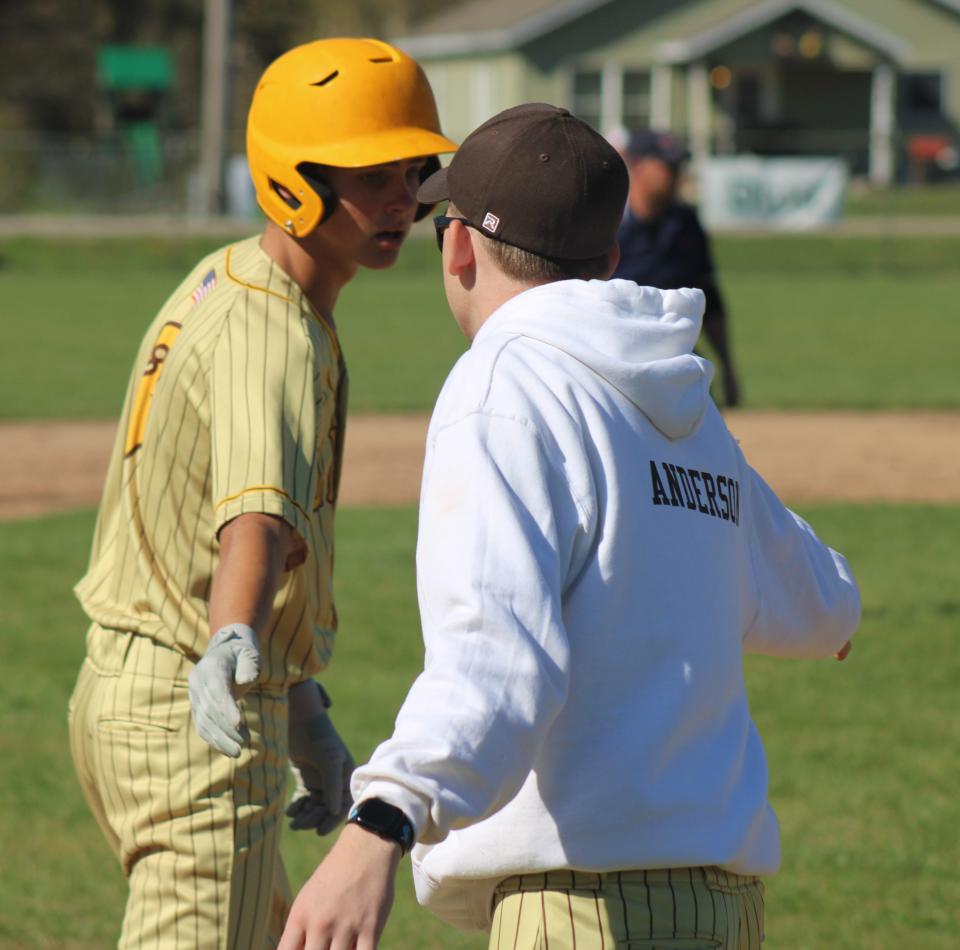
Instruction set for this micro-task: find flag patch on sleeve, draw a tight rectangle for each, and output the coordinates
[191,269,217,305]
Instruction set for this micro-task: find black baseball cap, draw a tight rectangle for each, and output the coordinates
[417,102,628,260]
[625,129,690,166]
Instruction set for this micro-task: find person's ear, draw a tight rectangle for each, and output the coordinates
[604,242,621,279]
[446,219,476,279]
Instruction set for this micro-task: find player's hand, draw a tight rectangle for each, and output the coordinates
[188,622,260,757]
[286,679,355,835]
[834,640,852,661]
[277,823,400,950]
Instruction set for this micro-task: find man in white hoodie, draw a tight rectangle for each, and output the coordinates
[279,103,860,950]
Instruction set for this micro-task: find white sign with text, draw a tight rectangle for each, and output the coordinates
[700,157,848,230]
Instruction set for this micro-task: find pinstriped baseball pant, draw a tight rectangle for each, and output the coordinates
[489,867,765,949]
[68,624,291,949]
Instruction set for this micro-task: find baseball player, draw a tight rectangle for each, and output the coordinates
[67,38,455,949]
[278,104,860,950]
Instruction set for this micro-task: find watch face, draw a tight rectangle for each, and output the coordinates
[357,799,398,827]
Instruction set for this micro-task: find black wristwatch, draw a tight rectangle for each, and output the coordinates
[347,798,415,856]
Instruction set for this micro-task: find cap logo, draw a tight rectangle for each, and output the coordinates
[481,212,500,234]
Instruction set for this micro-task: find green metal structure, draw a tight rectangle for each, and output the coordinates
[96,45,174,187]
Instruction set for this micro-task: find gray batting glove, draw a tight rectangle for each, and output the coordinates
[188,622,260,758]
[285,679,354,835]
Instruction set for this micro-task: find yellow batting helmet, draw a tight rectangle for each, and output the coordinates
[247,37,457,237]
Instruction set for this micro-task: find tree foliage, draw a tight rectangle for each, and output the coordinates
[0,0,457,135]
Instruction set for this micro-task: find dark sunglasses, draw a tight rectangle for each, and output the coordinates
[433,214,477,252]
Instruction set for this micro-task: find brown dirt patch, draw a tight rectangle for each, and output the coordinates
[724,410,959,503]
[1,411,957,521]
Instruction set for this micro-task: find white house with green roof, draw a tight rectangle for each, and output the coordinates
[395,0,960,185]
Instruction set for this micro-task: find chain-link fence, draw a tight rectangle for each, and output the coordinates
[2,127,958,224]
[0,131,258,217]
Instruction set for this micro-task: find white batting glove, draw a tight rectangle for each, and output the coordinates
[285,680,354,835]
[188,623,260,758]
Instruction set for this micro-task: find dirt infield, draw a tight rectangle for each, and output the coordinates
[1,411,957,521]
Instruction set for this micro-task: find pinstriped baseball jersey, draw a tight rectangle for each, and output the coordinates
[75,236,346,689]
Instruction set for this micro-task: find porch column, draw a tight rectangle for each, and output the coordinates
[869,62,896,186]
[601,60,624,134]
[651,64,673,129]
[687,61,711,168]
[472,60,497,127]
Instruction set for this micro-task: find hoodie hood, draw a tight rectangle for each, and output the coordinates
[475,279,714,440]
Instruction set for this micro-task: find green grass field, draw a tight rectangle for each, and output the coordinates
[2,232,959,418]
[1,230,957,946]
[843,180,960,216]
[1,505,957,948]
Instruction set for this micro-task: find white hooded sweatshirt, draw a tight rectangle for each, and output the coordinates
[352,278,860,932]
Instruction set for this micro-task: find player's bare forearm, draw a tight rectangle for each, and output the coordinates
[278,823,401,949]
[209,513,296,638]
[189,513,298,757]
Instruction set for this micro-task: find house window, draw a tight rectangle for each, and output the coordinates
[900,72,943,115]
[737,75,762,124]
[622,71,650,130]
[572,71,602,129]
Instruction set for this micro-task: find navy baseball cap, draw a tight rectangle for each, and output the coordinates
[625,129,690,166]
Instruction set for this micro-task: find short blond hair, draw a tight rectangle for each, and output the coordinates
[480,233,611,283]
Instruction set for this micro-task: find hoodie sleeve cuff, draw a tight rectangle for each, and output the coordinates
[350,778,432,845]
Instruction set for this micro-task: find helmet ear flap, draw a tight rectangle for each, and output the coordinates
[414,155,442,222]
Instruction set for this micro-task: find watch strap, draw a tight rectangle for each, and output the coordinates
[347,798,415,856]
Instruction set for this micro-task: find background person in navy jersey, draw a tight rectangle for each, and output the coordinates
[613,128,742,407]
